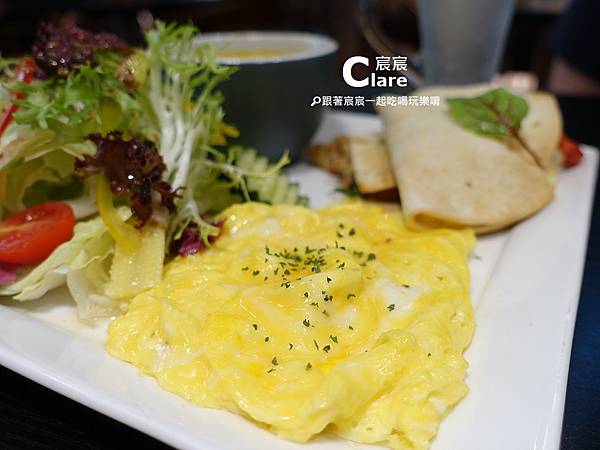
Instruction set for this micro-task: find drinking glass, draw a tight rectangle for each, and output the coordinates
[359,0,516,86]
[418,0,515,84]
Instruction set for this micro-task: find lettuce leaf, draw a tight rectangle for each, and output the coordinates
[0,126,96,218]
[0,210,128,319]
[8,56,142,139]
[0,44,145,220]
[141,22,306,247]
[141,22,235,187]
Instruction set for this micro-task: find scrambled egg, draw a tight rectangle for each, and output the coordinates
[106,201,475,449]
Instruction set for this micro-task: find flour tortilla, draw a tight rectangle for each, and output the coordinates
[376,85,562,233]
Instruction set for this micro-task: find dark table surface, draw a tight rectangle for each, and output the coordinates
[0,96,598,450]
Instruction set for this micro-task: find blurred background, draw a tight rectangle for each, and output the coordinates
[0,0,598,97]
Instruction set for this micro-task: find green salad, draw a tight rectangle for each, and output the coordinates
[0,20,305,318]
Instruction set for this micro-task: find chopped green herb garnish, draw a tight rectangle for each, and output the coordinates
[264,336,270,342]
[348,325,354,330]
[323,345,331,353]
[387,304,395,311]
[305,254,326,273]
[402,284,410,288]
[242,267,249,271]
[349,228,356,236]
[313,339,319,350]
[336,231,343,238]
[289,343,293,350]
[326,277,332,283]
[347,293,356,299]
[306,362,312,370]
[303,318,310,327]
[267,368,275,374]
[252,324,258,330]
[271,356,278,365]
[252,270,259,276]
[330,335,338,343]
[367,253,377,261]
[304,292,309,298]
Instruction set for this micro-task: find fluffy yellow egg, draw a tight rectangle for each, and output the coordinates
[106,201,475,449]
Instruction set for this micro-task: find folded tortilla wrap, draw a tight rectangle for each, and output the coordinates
[376,85,562,233]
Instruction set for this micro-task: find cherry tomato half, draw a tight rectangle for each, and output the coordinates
[0,202,75,265]
[559,133,583,168]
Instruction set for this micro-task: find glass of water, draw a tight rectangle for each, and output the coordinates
[417,0,516,84]
[359,0,516,86]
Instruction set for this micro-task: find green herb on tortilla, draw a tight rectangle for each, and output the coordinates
[335,182,360,197]
[447,88,543,169]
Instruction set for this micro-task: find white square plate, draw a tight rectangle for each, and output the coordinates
[0,110,597,450]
